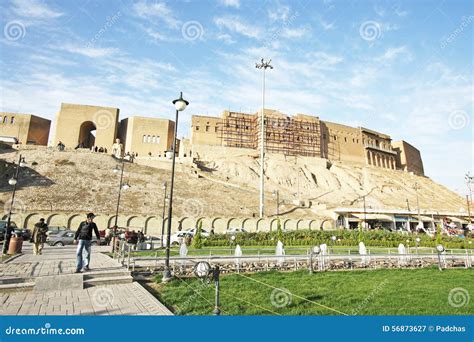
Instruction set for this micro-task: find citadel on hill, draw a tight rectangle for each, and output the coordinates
[1,103,424,177]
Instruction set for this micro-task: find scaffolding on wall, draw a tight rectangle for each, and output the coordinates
[256,115,322,157]
[219,112,257,149]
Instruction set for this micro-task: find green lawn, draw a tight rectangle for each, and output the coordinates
[155,268,474,315]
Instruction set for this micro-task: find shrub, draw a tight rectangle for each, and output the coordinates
[192,220,203,249]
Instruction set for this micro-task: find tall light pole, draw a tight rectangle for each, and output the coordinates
[255,58,273,218]
[406,199,411,232]
[413,182,422,230]
[272,190,280,216]
[160,181,168,248]
[111,158,130,252]
[162,92,189,283]
[2,154,26,255]
[465,172,473,222]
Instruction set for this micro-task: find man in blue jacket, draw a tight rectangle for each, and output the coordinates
[74,213,101,273]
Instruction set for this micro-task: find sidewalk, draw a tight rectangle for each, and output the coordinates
[0,243,172,316]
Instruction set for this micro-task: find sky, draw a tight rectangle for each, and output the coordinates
[0,0,472,195]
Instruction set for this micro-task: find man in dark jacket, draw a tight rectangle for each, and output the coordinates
[74,213,100,273]
[32,218,48,255]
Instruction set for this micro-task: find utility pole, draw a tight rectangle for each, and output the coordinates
[465,172,473,222]
[255,58,273,218]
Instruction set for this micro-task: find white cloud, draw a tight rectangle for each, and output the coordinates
[214,16,261,39]
[375,46,412,63]
[56,44,120,58]
[216,33,236,44]
[281,26,310,39]
[11,0,63,19]
[132,1,180,29]
[268,4,290,23]
[218,0,240,8]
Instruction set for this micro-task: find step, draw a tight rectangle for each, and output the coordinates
[0,277,31,285]
[84,275,133,287]
[83,269,131,280]
[0,282,35,292]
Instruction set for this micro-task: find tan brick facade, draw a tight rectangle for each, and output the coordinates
[0,112,50,145]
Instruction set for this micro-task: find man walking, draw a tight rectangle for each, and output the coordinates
[74,213,100,273]
[32,218,48,255]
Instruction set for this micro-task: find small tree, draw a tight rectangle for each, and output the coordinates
[192,220,203,249]
[276,218,284,243]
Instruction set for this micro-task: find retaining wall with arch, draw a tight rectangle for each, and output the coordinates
[6,211,335,234]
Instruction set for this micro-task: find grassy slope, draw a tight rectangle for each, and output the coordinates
[155,268,474,315]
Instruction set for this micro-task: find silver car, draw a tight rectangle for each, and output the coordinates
[46,230,101,246]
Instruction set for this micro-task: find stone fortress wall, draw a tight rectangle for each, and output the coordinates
[3,103,424,177]
[191,110,425,176]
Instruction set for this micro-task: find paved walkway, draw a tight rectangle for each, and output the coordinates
[0,243,172,316]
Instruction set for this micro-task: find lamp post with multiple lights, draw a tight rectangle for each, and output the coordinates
[413,182,422,229]
[465,172,473,222]
[255,58,273,218]
[162,92,189,283]
[2,155,26,255]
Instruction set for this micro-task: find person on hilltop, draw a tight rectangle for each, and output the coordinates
[31,218,48,255]
[74,213,101,273]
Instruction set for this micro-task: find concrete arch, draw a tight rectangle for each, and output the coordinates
[180,217,195,230]
[47,213,67,227]
[145,216,160,235]
[255,218,265,232]
[212,217,226,234]
[68,214,84,230]
[126,215,144,229]
[295,219,304,231]
[308,219,318,231]
[226,217,238,230]
[320,219,333,230]
[242,218,257,232]
[24,213,42,229]
[284,219,298,231]
[269,218,280,232]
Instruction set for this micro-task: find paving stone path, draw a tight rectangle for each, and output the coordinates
[0,244,172,316]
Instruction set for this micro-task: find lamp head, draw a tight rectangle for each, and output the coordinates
[172,92,189,111]
[122,183,130,190]
[436,244,445,253]
[194,261,211,278]
[313,246,321,255]
[8,177,17,186]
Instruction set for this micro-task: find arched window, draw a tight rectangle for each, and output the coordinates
[11,117,15,124]
[142,135,146,143]
[3,117,7,124]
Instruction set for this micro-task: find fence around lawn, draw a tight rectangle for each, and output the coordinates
[112,240,474,274]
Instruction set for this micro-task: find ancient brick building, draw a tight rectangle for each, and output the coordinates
[191,109,424,176]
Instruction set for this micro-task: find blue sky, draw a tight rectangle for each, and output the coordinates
[0,0,472,195]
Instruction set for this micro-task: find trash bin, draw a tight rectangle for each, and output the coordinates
[8,236,23,254]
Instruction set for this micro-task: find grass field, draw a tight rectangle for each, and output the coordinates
[154,268,474,315]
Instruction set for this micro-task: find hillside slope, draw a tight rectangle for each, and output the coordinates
[0,147,467,219]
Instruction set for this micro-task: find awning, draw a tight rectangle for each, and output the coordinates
[410,215,437,222]
[352,213,394,221]
[394,216,410,222]
[448,217,468,224]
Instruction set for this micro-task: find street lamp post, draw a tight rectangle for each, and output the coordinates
[465,172,473,222]
[162,92,189,283]
[111,158,129,253]
[414,182,422,230]
[2,154,26,255]
[160,181,168,248]
[272,190,280,216]
[255,58,273,218]
[436,244,445,271]
[363,194,367,230]
[415,237,421,254]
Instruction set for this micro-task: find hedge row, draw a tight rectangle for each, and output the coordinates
[201,230,472,249]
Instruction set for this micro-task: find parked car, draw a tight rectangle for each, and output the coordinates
[46,230,101,246]
[47,226,68,236]
[13,228,31,241]
[226,227,248,234]
[169,228,210,246]
[0,221,18,241]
